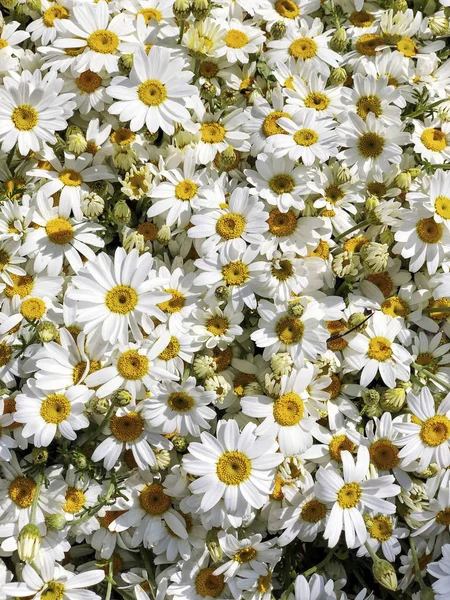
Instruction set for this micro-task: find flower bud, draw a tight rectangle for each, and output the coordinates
[26,0,41,10]
[18,524,41,562]
[372,558,398,591]
[81,193,104,218]
[91,396,110,415]
[45,514,67,532]
[36,322,58,343]
[271,352,294,376]
[118,54,134,76]
[215,285,230,301]
[270,21,286,40]
[220,89,238,107]
[173,0,191,20]
[395,171,411,191]
[193,355,216,378]
[347,312,368,332]
[113,200,131,224]
[73,452,88,470]
[380,388,406,412]
[415,463,439,479]
[67,132,87,155]
[336,164,351,183]
[392,0,408,11]
[362,389,380,406]
[200,81,217,100]
[429,16,449,35]
[365,195,379,212]
[288,300,305,317]
[206,528,223,563]
[329,67,348,86]
[89,180,110,197]
[360,242,389,273]
[123,230,145,254]
[111,390,132,407]
[172,435,189,452]
[332,252,361,278]
[152,449,171,470]
[379,229,394,246]
[157,224,171,245]
[219,146,236,167]
[192,0,210,20]
[32,447,48,465]
[330,28,348,52]
[113,147,137,171]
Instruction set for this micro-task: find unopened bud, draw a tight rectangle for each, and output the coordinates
[365,195,379,212]
[329,67,348,86]
[270,21,286,40]
[91,397,110,415]
[18,524,41,562]
[172,435,189,452]
[36,322,58,343]
[362,389,380,406]
[157,224,171,245]
[67,133,87,155]
[381,388,406,412]
[45,514,67,532]
[372,558,398,591]
[395,172,411,190]
[118,54,134,76]
[219,146,236,167]
[111,390,132,407]
[379,229,394,246]
[0,0,17,8]
[32,447,48,464]
[26,0,41,10]
[347,312,367,331]
[330,28,348,52]
[415,463,439,479]
[200,81,216,100]
[392,0,408,11]
[215,285,230,301]
[206,527,223,563]
[113,200,131,224]
[429,16,449,35]
[192,0,210,20]
[73,452,88,470]
[336,165,351,183]
[89,180,109,197]
[173,0,191,19]
[288,301,305,317]
[219,89,238,107]
[152,449,171,470]
[81,193,104,218]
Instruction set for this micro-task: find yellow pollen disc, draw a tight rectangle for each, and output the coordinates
[304,92,330,111]
[105,285,138,315]
[86,141,99,155]
[436,508,450,526]
[11,104,38,131]
[420,415,450,447]
[421,128,447,152]
[72,361,87,384]
[0,39,7,50]
[110,411,144,442]
[289,37,318,59]
[195,568,225,598]
[167,392,194,412]
[206,315,229,336]
[258,572,272,594]
[63,487,86,514]
[0,341,12,366]
[216,450,252,485]
[321,209,335,218]
[87,29,119,54]
[327,320,349,351]
[233,546,257,563]
[367,336,392,361]
[117,350,149,380]
[157,288,185,314]
[233,373,257,397]
[324,373,341,399]
[269,173,295,194]
[435,196,450,220]
[20,297,46,320]
[275,315,304,345]
[262,111,290,137]
[65,47,85,57]
[428,298,450,321]
[271,259,294,281]
[310,239,330,260]
[366,272,393,298]
[221,260,249,286]
[212,346,233,371]
[224,29,249,49]
[40,394,71,424]
[45,218,73,245]
[355,33,383,56]
[267,208,297,236]
[370,516,393,541]
[175,179,198,201]
[111,128,136,146]
[350,11,375,27]
[98,510,126,529]
[9,477,36,508]
[381,296,410,318]
[200,60,219,78]
[137,221,158,241]
[140,483,171,515]
[0,249,9,271]
[294,128,318,146]
[369,439,399,470]
[138,80,167,106]
[41,582,65,600]
[76,70,102,93]
[329,435,355,462]
[273,392,304,426]
[356,95,382,120]
[216,213,246,240]
[416,217,443,244]
[158,336,180,361]
[275,0,299,18]
[358,132,385,158]
[200,122,226,144]
[137,7,162,23]
[301,499,327,522]
[337,482,362,509]
[397,36,417,57]
[43,5,69,26]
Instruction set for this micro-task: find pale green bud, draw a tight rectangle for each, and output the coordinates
[81,193,104,218]
[118,54,134,76]
[192,0,210,19]
[215,285,230,301]
[365,195,379,212]
[380,388,406,412]
[330,28,348,52]
[172,435,189,452]
[270,21,286,40]
[111,390,132,407]
[45,514,67,532]
[288,300,305,317]
[219,146,236,167]
[153,449,171,470]
[113,200,131,224]
[32,447,48,465]
[395,171,411,190]
[415,463,439,479]
[91,397,110,415]
[18,524,41,562]
[379,229,395,247]
[429,16,449,35]
[0,0,17,7]
[392,0,408,11]
[220,89,239,107]
[206,528,223,563]
[329,67,348,86]
[173,0,191,19]
[157,224,171,245]
[362,389,380,406]
[336,164,351,183]
[347,312,367,332]
[67,133,87,155]
[73,452,88,470]
[373,558,398,591]
[26,0,41,9]
[200,81,217,100]
[36,322,58,343]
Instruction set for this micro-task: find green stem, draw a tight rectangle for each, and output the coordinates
[30,471,44,525]
[104,560,114,600]
[404,98,447,119]
[302,547,335,577]
[364,541,379,562]
[335,220,368,241]
[70,478,115,526]
[82,403,115,451]
[409,537,426,592]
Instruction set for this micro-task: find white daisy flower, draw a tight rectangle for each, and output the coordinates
[284,72,343,118]
[256,0,320,28]
[62,67,113,116]
[428,545,450,600]
[195,109,250,164]
[340,74,402,126]
[214,531,281,578]
[292,574,336,600]
[189,301,244,350]
[215,18,265,64]
[0,238,26,287]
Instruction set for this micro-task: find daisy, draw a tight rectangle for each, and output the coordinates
[189,301,244,350]
[256,0,320,28]
[340,74,402,126]
[428,545,450,600]
[153,265,199,335]
[0,197,36,243]
[315,445,400,548]
[0,19,30,56]
[215,19,265,64]
[26,1,72,46]
[195,109,250,165]
[260,210,326,259]
[62,465,103,523]
[182,419,283,515]
[412,119,450,165]
[167,554,231,600]
[356,514,408,562]
[0,293,61,338]
[284,72,343,118]
[67,247,169,345]
[411,169,450,230]
[269,109,338,166]
[0,238,26,286]
[121,0,175,24]
[394,386,450,471]
[411,486,450,541]
[255,251,311,302]
[144,377,216,437]
[62,67,113,116]
[146,326,200,378]
[107,47,196,135]
[214,531,281,578]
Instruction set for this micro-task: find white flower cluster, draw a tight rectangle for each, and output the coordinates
[1,0,450,599]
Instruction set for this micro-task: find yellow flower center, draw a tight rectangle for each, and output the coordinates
[329,435,355,462]
[73,360,101,384]
[233,373,257,397]
[289,37,318,59]
[420,415,450,447]
[137,7,162,23]
[356,95,382,120]
[8,477,36,508]
[275,0,299,18]
[216,212,246,240]
[195,568,225,599]
[167,392,194,412]
[0,341,12,366]
[421,128,447,152]
[271,259,294,281]
[0,39,7,50]
[436,508,450,526]
[275,315,304,345]
[117,350,149,380]
[258,572,272,593]
[140,483,171,514]
[87,29,119,54]
[269,173,295,194]
[358,132,385,158]
[11,105,38,131]
[370,515,393,541]
[366,272,393,298]
[59,169,83,187]
[98,510,127,529]
[324,373,341,399]
[310,240,330,260]
[273,392,304,426]
[301,499,327,522]
[224,29,249,49]
[293,128,318,146]
[267,208,297,236]
[175,179,198,201]
[76,70,102,93]
[20,297,46,321]
[200,122,226,144]
[416,217,443,244]
[43,5,69,26]
[262,111,290,138]
[111,128,136,146]
[157,288,185,314]
[381,296,410,318]
[200,60,219,78]
[304,92,330,111]
[0,249,9,271]
[369,439,399,470]
[105,285,138,315]
[41,582,65,600]
[397,36,417,57]
[221,260,249,286]
[233,546,257,563]
[206,315,229,336]
[367,336,393,361]
[337,482,362,509]
[40,394,71,424]
[138,80,167,106]
[216,450,252,485]
[158,336,181,361]
[137,221,158,241]
[428,298,450,321]
[355,33,383,56]
[45,218,73,245]
[110,411,144,442]
[350,11,375,27]
[63,487,86,514]
[435,195,450,220]
[367,181,387,197]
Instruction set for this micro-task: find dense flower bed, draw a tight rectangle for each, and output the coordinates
[0,0,450,599]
